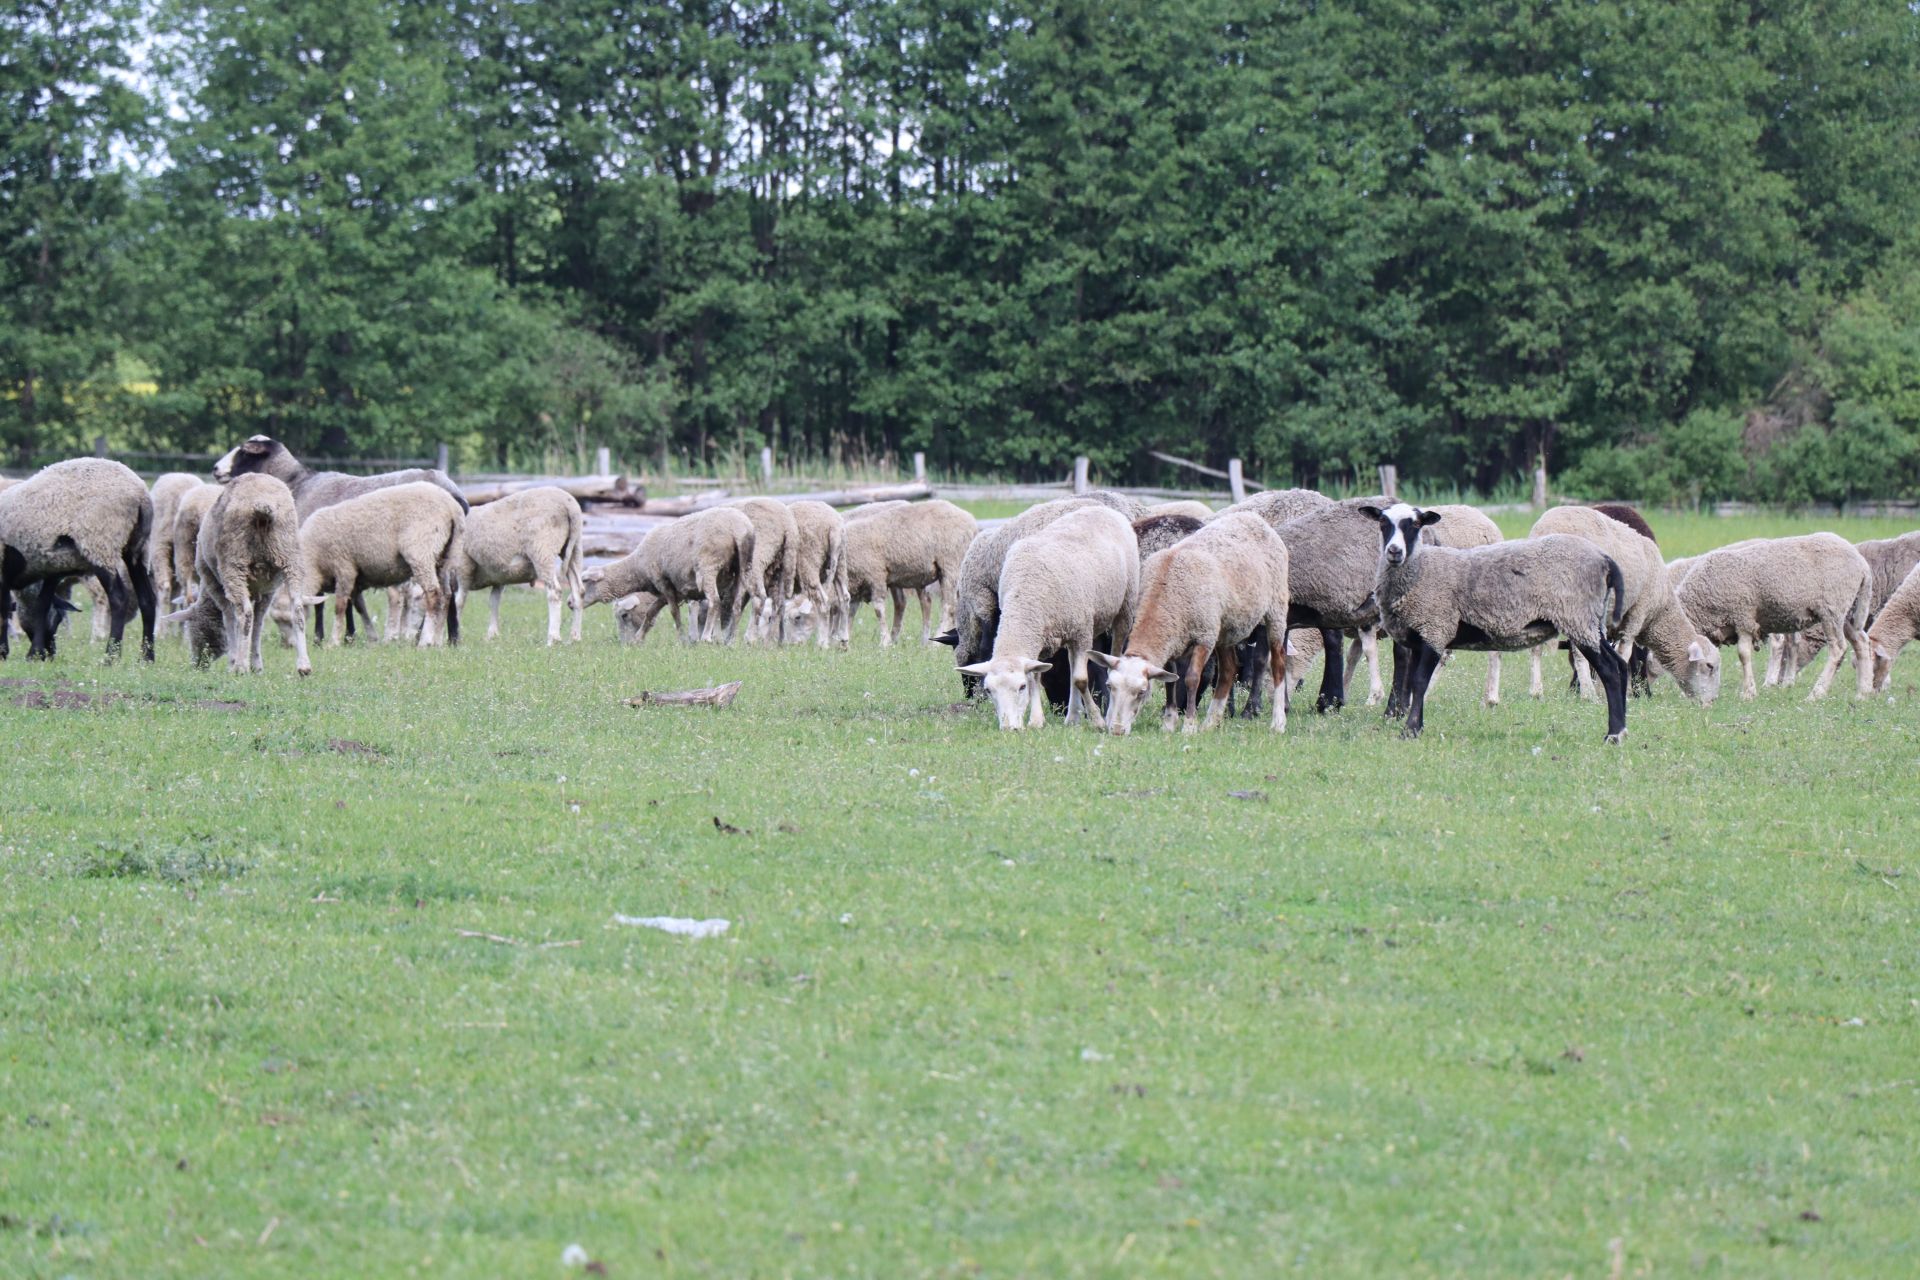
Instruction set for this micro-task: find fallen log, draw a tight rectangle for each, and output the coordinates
[625,681,742,708]
[635,490,733,517]
[462,475,646,507]
[764,481,932,507]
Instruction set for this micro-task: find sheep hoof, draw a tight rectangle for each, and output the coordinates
[1604,731,1625,745]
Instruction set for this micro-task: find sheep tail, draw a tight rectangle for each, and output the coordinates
[252,501,277,528]
[1603,556,1625,628]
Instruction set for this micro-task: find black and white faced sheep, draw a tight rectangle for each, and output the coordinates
[0,458,158,662]
[960,507,1140,730]
[1095,511,1291,735]
[213,435,469,521]
[293,482,466,648]
[188,472,310,675]
[1362,503,1630,742]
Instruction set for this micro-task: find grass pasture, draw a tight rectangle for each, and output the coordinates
[4,512,1920,1277]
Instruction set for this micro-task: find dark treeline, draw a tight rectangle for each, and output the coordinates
[6,1,1920,501]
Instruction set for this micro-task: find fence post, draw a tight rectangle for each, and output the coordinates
[761,446,774,486]
[94,436,108,458]
[436,442,451,473]
[1073,456,1090,494]
[1377,464,1398,500]
[1532,456,1548,508]
[595,445,611,477]
[913,451,926,484]
[1228,458,1246,503]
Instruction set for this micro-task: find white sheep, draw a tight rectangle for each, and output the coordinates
[949,497,1102,688]
[843,499,979,647]
[1867,561,1920,690]
[0,458,158,661]
[1675,533,1872,701]
[960,506,1139,730]
[293,482,466,647]
[725,497,800,643]
[1093,511,1290,735]
[455,486,585,644]
[785,500,846,648]
[169,483,222,612]
[185,472,310,675]
[582,508,755,643]
[148,472,202,634]
[1144,499,1214,521]
[1524,506,1720,705]
[1363,503,1631,741]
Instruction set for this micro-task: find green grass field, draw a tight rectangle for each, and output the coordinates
[4,508,1919,1277]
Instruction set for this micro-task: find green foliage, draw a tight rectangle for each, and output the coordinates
[11,0,1920,497]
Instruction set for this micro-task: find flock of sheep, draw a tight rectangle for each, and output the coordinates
[3,442,1917,746]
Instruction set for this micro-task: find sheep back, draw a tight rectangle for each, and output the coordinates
[461,486,583,590]
[992,506,1138,657]
[0,457,152,578]
[1676,533,1871,644]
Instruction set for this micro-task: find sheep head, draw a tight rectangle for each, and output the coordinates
[958,656,1052,730]
[1088,651,1174,735]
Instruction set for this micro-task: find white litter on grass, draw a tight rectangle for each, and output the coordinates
[561,1243,590,1267]
[1842,1016,1866,1027]
[1080,1047,1109,1062]
[613,915,731,938]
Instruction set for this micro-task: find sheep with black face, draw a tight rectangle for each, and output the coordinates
[1363,502,1630,743]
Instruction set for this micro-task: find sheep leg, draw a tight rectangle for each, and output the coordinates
[350,590,377,640]
[698,571,724,643]
[1385,639,1411,719]
[88,578,110,644]
[93,568,132,661]
[918,588,933,645]
[1267,623,1290,733]
[328,578,353,648]
[1401,639,1444,739]
[1576,637,1629,743]
[483,585,502,642]
[126,549,157,662]
[1764,635,1785,687]
[1184,642,1213,733]
[234,591,258,675]
[1360,629,1385,704]
[1806,613,1849,700]
[1206,641,1238,729]
[1071,647,1107,730]
[1314,628,1344,714]
[1342,632,1365,699]
[1528,645,1545,698]
[1236,626,1269,719]
[566,558,584,643]
[1735,633,1758,699]
[25,581,62,659]
[885,587,907,647]
[1484,652,1502,706]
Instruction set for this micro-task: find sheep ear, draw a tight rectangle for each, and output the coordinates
[1687,638,1713,664]
[158,606,193,624]
[1087,651,1118,669]
[242,437,272,454]
[49,595,81,616]
[1418,510,1442,527]
[1146,664,1177,683]
[1022,658,1053,674]
[1874,642,1892,663]
[958,661,994,676]
[1356,505,1382,522]
[299,594,327,606]
[932,628,958,647]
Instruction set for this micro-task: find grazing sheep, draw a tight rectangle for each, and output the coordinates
[1524,506,1720,706]
[1093,511,1290,735]
[949,498,1100,689]
[843,499,978,647]
[1867,562,1920,690]
[1591,502,1658,542]
[0,458,157,661]
[725,497,800,644]
[1363,503,1630,742]
[1675,533,1873,701]
[148,472,201,632]
[293,483,465,648]
[169,483,222,612]
[456,486,584,644]
[612,591,662,645]
[187,472,310,675]
[786,500,846,648]
[960,507,1139,729]
[1131,513,1205,561]
[1768,531,1920,685]
[582,507,755,644]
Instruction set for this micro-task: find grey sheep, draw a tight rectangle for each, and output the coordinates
[949,497,1102,686]
[1675,533,1872,701]
[0,457,157,661]
[1212,488,1333,528]
[1363,503,1630,742]
[1271,497,1392,714]
[1525,506,1720,705]
[1094,511,1290,735]
[1368,502,1506,711]
[293,482,466,647]
[583,507,755,644]
[960,506,1139,730]
[185,473,311,675]
[843,499,979,647]
[457,486,585,644]
[214,434,468,521]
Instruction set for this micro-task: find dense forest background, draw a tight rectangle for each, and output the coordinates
[5,1,1919,502]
